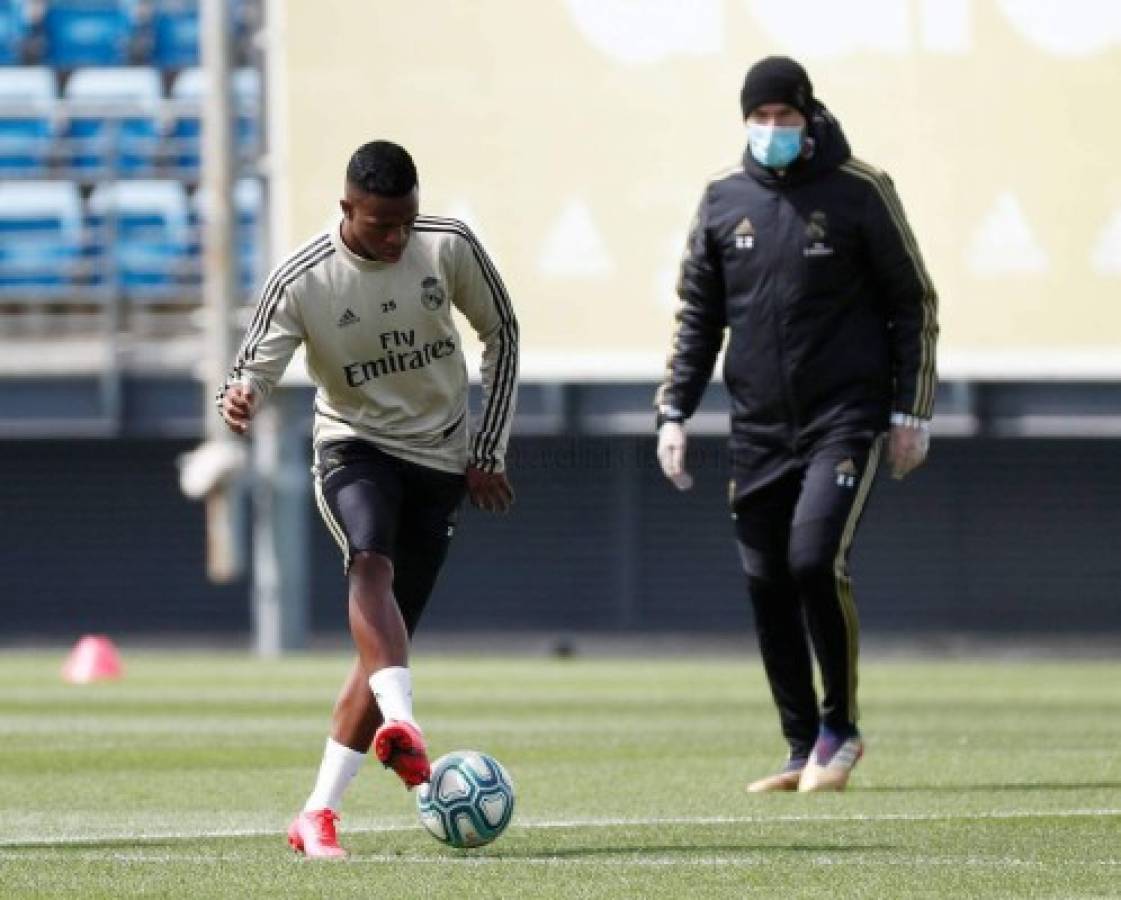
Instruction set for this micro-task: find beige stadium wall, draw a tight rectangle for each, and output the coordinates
[270,0,1121,380]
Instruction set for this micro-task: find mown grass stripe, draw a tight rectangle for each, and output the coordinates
[4,807,1118,849]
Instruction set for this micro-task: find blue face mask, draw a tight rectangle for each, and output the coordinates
[747,123,804,168]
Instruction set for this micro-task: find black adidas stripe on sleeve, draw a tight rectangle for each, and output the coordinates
[414,217,519,469]
[216,234,334,407]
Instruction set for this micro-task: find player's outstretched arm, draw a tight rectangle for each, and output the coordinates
[220,383,257,435]
[466,466,514,514]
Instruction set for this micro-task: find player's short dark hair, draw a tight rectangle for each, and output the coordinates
[345,141,418,197]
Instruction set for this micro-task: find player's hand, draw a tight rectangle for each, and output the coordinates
[220,383,256,435]
[657,421,693,491]
[888,422,930,480]
[466,466,514,513]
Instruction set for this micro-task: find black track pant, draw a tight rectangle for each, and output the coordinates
[732,434,884,758]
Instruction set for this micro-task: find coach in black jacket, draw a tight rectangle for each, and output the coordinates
[655,57,938,793]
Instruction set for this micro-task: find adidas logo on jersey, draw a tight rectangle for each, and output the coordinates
[835,458,858,489]
[337,308,360,327]
[734,217,755,250]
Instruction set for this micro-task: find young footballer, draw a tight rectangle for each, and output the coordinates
[219,140,518,856]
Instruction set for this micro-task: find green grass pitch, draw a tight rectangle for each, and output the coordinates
[1,650,1119,898]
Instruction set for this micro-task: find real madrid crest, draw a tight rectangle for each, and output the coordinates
[803,210,834,258]
[805,211,827,241]
[420,275,446,311]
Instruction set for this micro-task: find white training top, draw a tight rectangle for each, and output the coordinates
[218,215,519,474]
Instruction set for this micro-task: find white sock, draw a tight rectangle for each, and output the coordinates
[303,737,366,813]
[369,666,417,726]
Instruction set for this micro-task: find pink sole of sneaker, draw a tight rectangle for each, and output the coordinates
[286,816,348,859]
[286,834,347,859]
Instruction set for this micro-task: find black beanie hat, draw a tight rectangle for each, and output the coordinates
[740,56,814,119]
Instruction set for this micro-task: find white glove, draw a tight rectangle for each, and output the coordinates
[887,421,930,480]
[657,421,693,491]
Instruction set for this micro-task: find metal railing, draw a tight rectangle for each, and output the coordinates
[0,100,263,334]
[0,98,260,181]
[0,213,260,311]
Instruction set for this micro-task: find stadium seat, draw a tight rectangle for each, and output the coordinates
[0,68,56,175]
[169,66,260,175]
[63,66,161,175]
[87,180,195,295]
[151,0,199,68]
[0,181,84,292]
[231,0,256,46]
[234,176,263,294]
[0,0,29,64]
[43,0,139,67]
[188,177,264,296]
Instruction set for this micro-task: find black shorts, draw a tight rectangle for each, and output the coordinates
[313,439,466,570]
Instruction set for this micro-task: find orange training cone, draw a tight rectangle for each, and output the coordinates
[62,635,124,684]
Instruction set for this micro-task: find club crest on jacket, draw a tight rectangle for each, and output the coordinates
[804,211,834,257]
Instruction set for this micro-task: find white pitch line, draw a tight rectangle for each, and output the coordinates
[520,808,1121,829]
[1,852,1120,870]
[0,853,1087,868]
[1,808,1119,850]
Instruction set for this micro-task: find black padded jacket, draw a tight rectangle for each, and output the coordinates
[656,104,938,457]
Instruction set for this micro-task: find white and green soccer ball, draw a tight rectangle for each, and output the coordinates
[416,750,515,849]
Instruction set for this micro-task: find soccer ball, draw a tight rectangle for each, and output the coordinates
[416,750,515,848]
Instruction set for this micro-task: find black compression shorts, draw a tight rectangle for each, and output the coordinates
[314,439,466,567]
[313,439,467,634]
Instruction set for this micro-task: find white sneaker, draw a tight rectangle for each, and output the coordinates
[746,755,808,793]
[798,731,863,792]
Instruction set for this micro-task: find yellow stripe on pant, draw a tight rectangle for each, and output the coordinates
[831,433,885,725]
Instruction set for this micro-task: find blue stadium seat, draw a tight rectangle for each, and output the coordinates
[188,177,263,296]
[0,68,56,175]
[169,66,260,175]
[233,176,263,294]
[44,0,139,67]
[0,181,84,292]
[233,67,261,157]
[167,66,202,173]
[63,66,161,176]
[87,180,195,294]
[231,0,255,45]
[151,0,198,68]
[0,0,29,64]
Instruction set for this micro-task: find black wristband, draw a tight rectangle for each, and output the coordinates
[655,410,686,430]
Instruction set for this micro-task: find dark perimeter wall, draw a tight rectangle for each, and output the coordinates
[2,437,1119,639]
